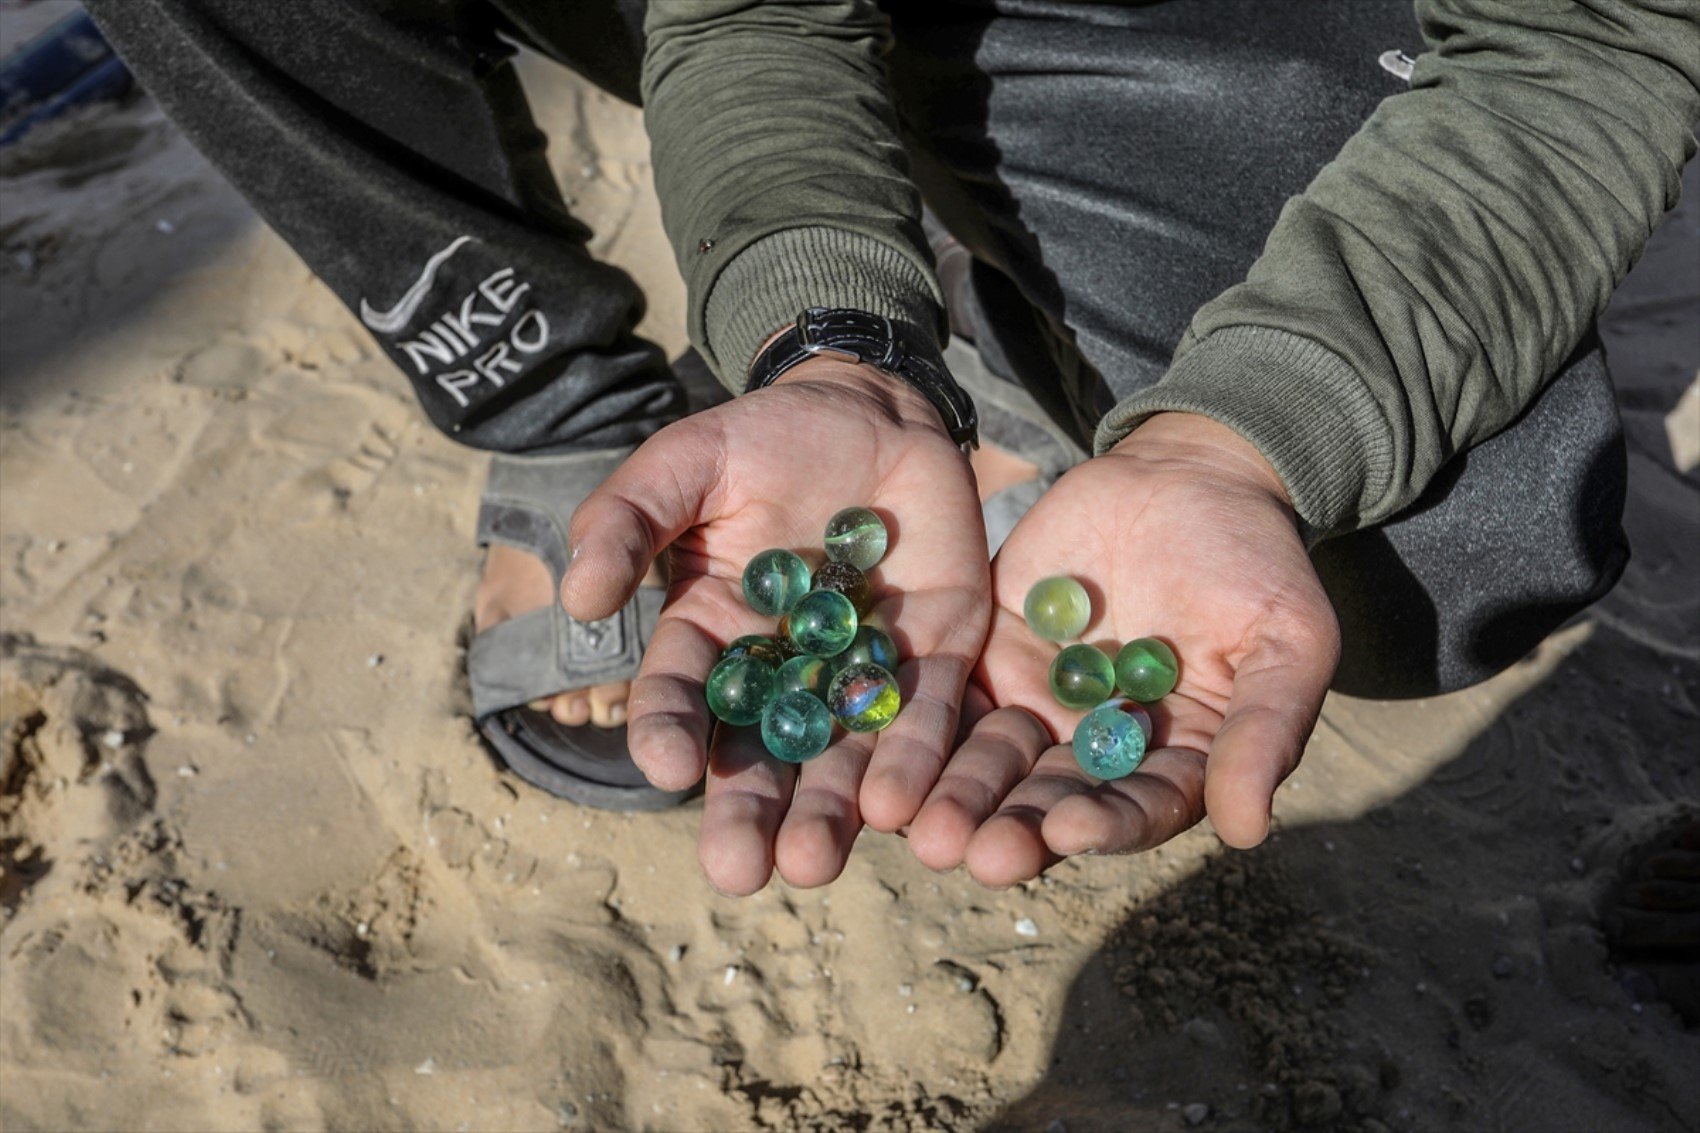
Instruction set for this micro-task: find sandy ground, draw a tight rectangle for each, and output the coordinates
[2,24,1698,1133]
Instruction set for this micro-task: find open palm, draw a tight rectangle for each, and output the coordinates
[562,357,990,894]
[908,414,1341,886]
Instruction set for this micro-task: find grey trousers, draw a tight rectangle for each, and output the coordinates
[88,0,1627,698]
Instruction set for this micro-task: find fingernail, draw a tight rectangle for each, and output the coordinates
[608,704,627,725]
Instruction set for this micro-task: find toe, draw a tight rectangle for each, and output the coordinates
[551,693,592,726]
[588,681,631,728]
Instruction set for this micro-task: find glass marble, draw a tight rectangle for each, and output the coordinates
[1024,576,1091,642]
[722,634,785,668]
[811,560,872,613]
[786,589,858,657]
[823,506,888,570]
[1049,643,1116,710]
[827,662,901,732]
[773,617,806,660]
[704,655,775,726]
[1114,637,1179,702]
[742,548,812,616]
[836,626,898,673]
[761,690,835,763]
[776,655,833,702]
[1072,698,1150,780]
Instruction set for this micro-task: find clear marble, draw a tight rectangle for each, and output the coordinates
[761,690,834,763]
[1049,643,1116,709]
[836,625,898,673]
[1072,698,1150,780]
[811,560,872,613]
[704,654,775,726]
[1024,576,1091,642]
[1114,637,1179,702]
[742,548,812,616]
[823,506,888,570]
[722,634,785,668]
[776,655,833,701]
[786,589,858,657]
[827,662,901,732]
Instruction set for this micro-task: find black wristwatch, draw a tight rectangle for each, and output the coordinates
[745,307,979,450]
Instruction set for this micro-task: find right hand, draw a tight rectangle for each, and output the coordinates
[561,355,991,895]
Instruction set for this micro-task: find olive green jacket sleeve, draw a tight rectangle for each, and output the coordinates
[640,0,944,381]
[642,0,1700,535]
[1094,0,1700,533]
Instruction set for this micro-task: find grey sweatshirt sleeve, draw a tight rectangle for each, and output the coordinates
[641,0,944,385]
[1094,0,1700,535]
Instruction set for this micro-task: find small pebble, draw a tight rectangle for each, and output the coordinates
[1014,917,1038,937]
[1183,1103,1210,1126]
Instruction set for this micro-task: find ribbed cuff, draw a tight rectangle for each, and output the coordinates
[703,226,944,389]
[1092,326,1394,536]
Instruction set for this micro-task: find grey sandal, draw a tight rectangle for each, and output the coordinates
[471,449,693,811]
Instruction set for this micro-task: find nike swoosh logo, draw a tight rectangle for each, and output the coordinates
[359,235,473,334]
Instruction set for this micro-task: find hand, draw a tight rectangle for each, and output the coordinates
[907,412,1341,886]
[561,356,990,894]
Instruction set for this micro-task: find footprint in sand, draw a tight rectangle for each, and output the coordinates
[1,633,154,914]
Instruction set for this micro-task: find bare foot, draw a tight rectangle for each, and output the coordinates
[474,544,663,727]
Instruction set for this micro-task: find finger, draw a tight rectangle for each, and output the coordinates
[962,746,1087,888]
[774,733,877,889]
[1041,745,1208,855]
[699,724,796,897]
[908,707,1052,873]
[561,422,725,621]
[1203,627,1336,848]
[626,612,720,792]
[859,640,978,832]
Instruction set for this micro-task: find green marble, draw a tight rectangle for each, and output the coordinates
[1114,637,1179,702]
[1049,643,1116,710]
[722,634,784,668]
[776,655,833,702]
[786,589,858,657]
[811,560,872,613]
[836,625,898,673]
[761,690,834,763]
[827,662,901,732]
[704,654,775,726]
[823,506,888,570]
[1072,698,1149,780]
[1023,576,1091,642]
[742,547,812,616]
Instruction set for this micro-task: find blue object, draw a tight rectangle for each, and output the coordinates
[1072,698,1150,780]
[1,12,133,148]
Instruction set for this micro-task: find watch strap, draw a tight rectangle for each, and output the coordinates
[745,307,979,449]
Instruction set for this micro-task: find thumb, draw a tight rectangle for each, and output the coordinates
[1203,619,1338,848]
[560,421,724,621]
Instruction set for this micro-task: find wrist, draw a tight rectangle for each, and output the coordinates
[768,353,944,431]
[1111,412,1295,510]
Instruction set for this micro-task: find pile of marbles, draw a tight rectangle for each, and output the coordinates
[704,507,902,763]
[1023,575,1178,781]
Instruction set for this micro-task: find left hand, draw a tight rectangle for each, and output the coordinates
[906,412,1342,886]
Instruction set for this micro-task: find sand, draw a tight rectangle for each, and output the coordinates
[1,29,1697,1133]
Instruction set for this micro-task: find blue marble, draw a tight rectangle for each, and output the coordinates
[1072,698,1150,780]
[761,690,834,763]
